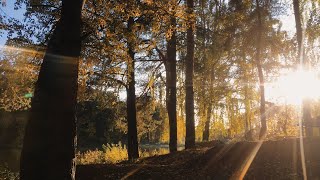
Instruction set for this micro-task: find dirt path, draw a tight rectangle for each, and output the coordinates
[76,138,320,179]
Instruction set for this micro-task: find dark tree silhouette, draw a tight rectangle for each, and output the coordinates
[166,17,178,152]
[185,0,196,149]
[293,0,303,60]
[20,0,82,179]
[126,16,139,160]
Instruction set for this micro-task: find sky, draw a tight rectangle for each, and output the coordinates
[0,1,296,46]
[0,1,26,46]
[279,2,295,37]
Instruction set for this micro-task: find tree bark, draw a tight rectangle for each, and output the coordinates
[166,17,177,152]
[126,16,139,160]
[255,0,267,139]
[20,1,81,179]
[185,0,196,149]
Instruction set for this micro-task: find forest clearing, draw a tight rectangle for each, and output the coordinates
[1,0,320,179]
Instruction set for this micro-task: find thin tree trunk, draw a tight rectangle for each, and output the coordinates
[126,16,139,160]
[256,0,267,139]
[203,104,211,141]
[200,0,210,142]
[185,0,196,149]
[293,0,303,60]
[20,1,81,179]
[243,59,252,139]
[244,82,251,139]
[166,17,177,152]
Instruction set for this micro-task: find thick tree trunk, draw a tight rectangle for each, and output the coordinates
[202,104,211,141]
[166,17,177,152]
[20,1,81,179]
[256,0,267,139]
[126,16,139,160]
[185,0,196,149]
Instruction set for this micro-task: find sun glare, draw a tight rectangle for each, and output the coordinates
[269,68,320,105]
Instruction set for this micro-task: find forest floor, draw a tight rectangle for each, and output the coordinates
[76,137,320,179]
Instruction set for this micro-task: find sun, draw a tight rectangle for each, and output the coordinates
[268,67,320,105]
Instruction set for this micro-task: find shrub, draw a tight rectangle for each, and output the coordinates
[76,149,104,165]
[102,142,128,163]
[77,142,170,165]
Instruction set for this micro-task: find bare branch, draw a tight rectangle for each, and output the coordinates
[155,46,166,61]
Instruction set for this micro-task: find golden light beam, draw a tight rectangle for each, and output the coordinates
[0,45,45,55]
[298,102,307,180]
[230,140,263,180]
[230,104,279,179]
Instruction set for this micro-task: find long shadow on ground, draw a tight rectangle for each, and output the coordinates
[76,138,320,180]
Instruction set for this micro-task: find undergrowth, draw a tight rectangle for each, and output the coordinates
[0,164,19,180]
[77,142,169,164]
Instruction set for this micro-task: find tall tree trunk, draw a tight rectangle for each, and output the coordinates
[293,0,312,137]
[200,0,210,142]
[256,0,267,139]
[20,1,81,179]
[126,16,139,160]
[243,57,252,139]
[185,0,195,149]
[166,17,177,152]
[202,104,211,141]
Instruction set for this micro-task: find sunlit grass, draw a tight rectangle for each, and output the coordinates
[103,142,128,163]
[76,142,169,165]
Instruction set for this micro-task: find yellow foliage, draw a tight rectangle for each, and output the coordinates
[77,142,169,165]
[103,142,128,163]
[77,149,104,165]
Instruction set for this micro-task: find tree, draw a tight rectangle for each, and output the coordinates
[126,15,139,160]
[185,0,196,149]
[150,0,183,151]
[20,0,83,179]
[166,16,178,152]
[293,0,303,61]
[255,0,267,139]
